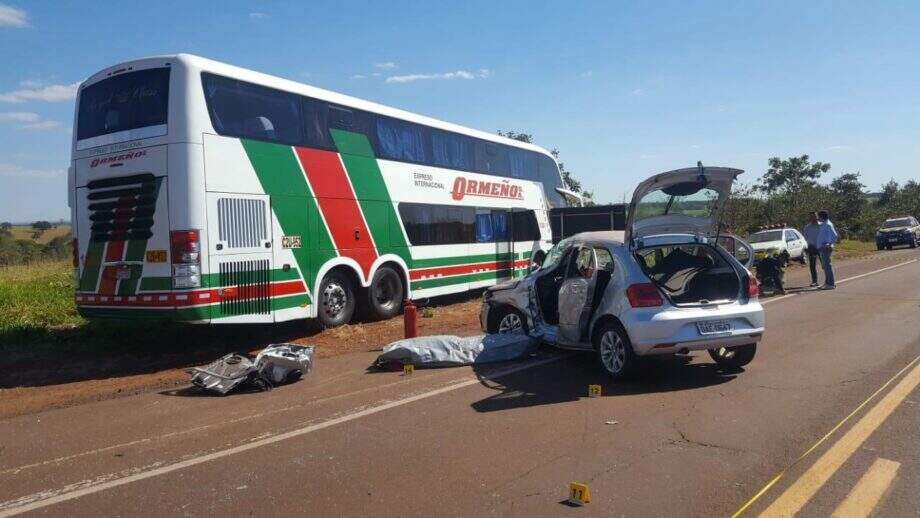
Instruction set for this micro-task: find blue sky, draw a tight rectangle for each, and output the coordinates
[1,0,918,222]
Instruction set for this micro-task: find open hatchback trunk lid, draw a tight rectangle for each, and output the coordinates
[625,165,742,247]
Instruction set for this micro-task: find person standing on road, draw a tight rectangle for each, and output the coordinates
[817,210,838,289]
[803,212,821,287]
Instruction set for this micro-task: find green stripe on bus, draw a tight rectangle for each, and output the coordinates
[78,293,310,321]
[135,267,302,293]
[412,251,528,269]
[242,139,338,300]
[411,269,521,290]
[119,177,164,296]
[78,240,105,292]
[330,129,411,264]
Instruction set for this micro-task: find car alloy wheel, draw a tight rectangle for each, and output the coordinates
[599,330,627,374]
[498,312,523,334]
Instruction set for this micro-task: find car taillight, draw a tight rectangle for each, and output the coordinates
[170,229,201,288]
[71,238,79,268]
[626,283,664,308]
[747,276,759,298]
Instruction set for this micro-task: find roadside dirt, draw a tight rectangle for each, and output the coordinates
[0,295,483,419]
[0,248,911,419]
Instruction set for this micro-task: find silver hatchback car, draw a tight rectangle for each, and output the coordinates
[480,165,765,379]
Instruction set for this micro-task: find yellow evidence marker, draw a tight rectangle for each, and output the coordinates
[403,364,415,375]
[588,384,602,397]
[568,482,592,505]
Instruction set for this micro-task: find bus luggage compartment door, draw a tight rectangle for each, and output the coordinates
[206,192,274,323]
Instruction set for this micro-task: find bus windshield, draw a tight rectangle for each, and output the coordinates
[77,68,170,147]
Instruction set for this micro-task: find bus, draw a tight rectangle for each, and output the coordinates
[69,54,571,327]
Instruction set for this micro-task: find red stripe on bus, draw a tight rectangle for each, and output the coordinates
[294,147,378,279]
[76,280,308,308]
[97,195,136,295]
[409,259,531,280]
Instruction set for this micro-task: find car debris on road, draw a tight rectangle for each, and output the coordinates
[189,344,315,395]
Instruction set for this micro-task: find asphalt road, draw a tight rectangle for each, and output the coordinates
[2,248,919,517]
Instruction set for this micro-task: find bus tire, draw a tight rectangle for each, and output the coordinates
[317,271,356,328]
[366,265,404,320]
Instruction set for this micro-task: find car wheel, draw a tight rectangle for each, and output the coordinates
[366,266,404,320]
[317,271,356,328]
[489,306,527,334]
[877,243,883,251]
[886,245,893,250]
[910,237,917,249]
[708,343,757,370]
[594,321,637,380]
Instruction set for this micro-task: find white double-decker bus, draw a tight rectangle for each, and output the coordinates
[69,54,569,326]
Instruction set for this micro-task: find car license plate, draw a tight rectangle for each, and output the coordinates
[889,238,899,242]
[697,320,732,335]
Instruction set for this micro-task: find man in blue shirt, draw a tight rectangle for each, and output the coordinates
[816,210,839,289]
[802,212,821,287]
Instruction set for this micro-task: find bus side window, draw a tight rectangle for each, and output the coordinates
[474,142,510,176]
[302,98,333,150]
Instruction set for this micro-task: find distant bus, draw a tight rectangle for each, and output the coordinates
[69,54,570,326]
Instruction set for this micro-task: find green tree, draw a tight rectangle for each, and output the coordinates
[828,173,866,237]
[31,220,52,231]
[877,179,899,206]
[760,155,831,195]
[498,130,595,206]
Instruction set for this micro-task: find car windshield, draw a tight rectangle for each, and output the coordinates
[542,238,572,269]
[882,218,911,228]
[748,230,783,243]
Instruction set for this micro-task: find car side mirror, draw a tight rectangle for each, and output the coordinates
[529,262,541,273]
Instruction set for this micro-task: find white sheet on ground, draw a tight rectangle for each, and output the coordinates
[375,334,539,367]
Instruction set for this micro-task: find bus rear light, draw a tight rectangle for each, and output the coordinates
[170,229,201,288]
[626,283,664,308]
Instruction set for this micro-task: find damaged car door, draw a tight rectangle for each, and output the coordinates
[557,246,599,345]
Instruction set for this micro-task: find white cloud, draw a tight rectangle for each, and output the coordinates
[0,111,62,130]
[374,62,397,70]
[0,81,79,103]
[0,3,29,28]
[386,69,491,84]
[630,88,644,96]
[581,70,593,78]
[826,145,849,151]
[350,74,367,80]
[249,12,268,19]
[371,72,381,77]
[0,111,40,122]
[0,163,64,178]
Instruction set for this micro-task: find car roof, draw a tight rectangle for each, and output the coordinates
[567,231,626,246]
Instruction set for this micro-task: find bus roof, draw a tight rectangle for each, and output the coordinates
[80,53,557,161]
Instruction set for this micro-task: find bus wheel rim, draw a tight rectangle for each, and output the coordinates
[374,275,399,310]
[323,282,347,317]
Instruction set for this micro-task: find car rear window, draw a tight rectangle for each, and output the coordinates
[882,218,911,228]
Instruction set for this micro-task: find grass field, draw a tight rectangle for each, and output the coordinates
[6,225,71,244]
[0,260,82,337]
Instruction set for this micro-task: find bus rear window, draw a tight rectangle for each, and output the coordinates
[77,68,170,144]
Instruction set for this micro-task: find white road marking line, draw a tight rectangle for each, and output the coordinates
[830,458,900,518]
[761,258,918,305]
[0,355,566,517]
[758,359,920,517]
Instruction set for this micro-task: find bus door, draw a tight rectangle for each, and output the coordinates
[205,192,274,322]
[494,208,515,282]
